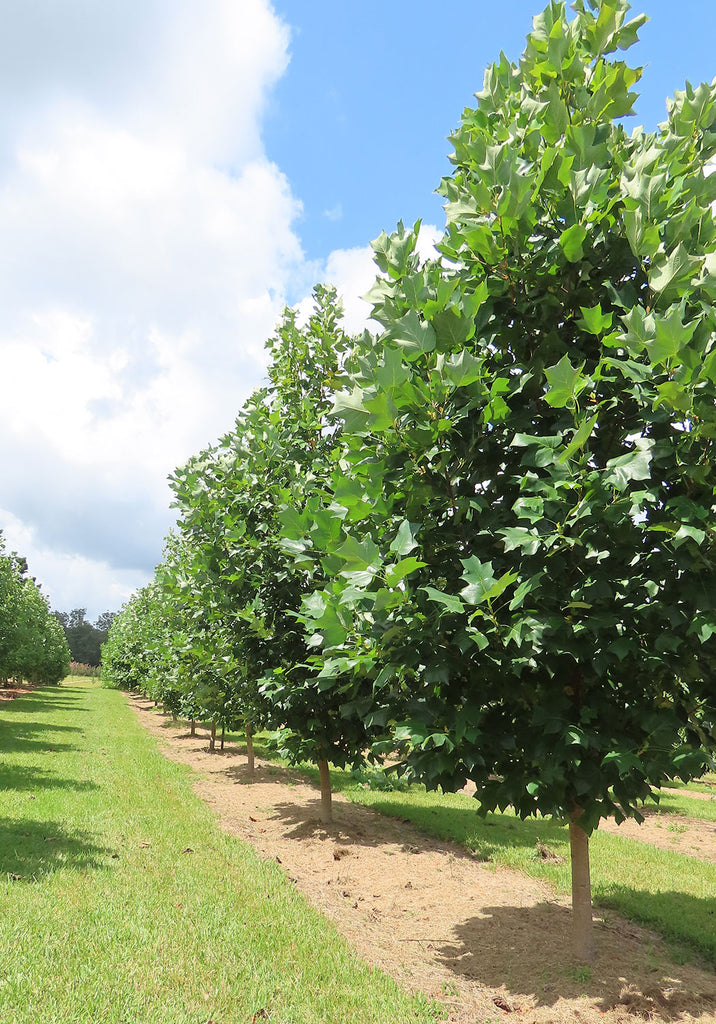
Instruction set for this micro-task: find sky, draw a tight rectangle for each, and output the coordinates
[0,0,714,620]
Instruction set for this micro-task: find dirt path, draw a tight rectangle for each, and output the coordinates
[129,697,716,1024]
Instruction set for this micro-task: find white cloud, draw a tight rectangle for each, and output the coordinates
[0,509,147,619]
[323,202,343,222]
[0,0,309,614]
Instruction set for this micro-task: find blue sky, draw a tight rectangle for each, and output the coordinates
[0,0,713,619]
[265,0,716,262]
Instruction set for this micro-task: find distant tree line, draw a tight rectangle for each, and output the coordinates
[0,531,70,686]
[54,608,116,667]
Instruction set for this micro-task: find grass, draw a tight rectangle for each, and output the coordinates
[663,772,716,796]
[0,682,437,1024]
[653,791,716,821]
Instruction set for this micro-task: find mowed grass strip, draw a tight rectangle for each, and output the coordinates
[0,683,435,1024]
[340,783,716,963]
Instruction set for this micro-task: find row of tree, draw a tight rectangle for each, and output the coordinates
[0,532,70,686]
[103,0,716,962]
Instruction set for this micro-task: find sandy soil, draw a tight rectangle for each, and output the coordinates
[129,697,716,1024]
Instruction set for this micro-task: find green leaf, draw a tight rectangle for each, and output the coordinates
[459,558,518,606]
[385,309,436,360]
[644,305,698,365]
[509,572,544,611]
[422,587,465,614]
[654,381,691,412]
[543,354,586,408]
[604,439,653,491]
[384,556,426,587]
[649,243,702,296]
[334,535,381,569]
[444,349,485,388]
[499,527,540,555]
[390,520,420,556]
[559,412,599,462]
[559,224,588,262]
[577,304,613,336]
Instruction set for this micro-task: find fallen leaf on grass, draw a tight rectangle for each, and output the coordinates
[181,847,194,854]
[139,841,151,848]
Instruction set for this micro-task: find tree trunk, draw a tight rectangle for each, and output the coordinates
[172,712,178,722]
[190,719,196,737]
[246,722,255,776]
[220,725,225,751]
[569,809,594,962]
[318,758,333,824]
[209,720,216,752]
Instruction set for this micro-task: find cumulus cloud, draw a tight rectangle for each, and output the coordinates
[0,509,148,618]
[0,0,312,614]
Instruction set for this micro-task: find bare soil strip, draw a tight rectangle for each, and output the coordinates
[129,696,716,1024]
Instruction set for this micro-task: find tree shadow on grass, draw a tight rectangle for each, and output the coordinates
[0,720,84,757]
[597,887,716,965]
[357,793,569,863]
[437,902,716,1020]
[0,763,99,794]
[0,816,109,881]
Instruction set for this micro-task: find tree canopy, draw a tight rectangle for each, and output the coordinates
[0,532,70,686]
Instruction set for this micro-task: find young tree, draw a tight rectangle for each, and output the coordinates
[295,0,716,959]
[170,287,386,818]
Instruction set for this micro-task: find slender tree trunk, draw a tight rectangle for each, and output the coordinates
[318,758,333,824]
[246,722,255,776]
[209,720,216,752]
[220,725,225,751]
[172,712,178,722]
[190,719,196,737]
[569,808,594,962]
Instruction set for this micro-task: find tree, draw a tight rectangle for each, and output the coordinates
[57,607,118,666]
[289,0,716,959]
[0,532,70,685]
[169,287,386,818]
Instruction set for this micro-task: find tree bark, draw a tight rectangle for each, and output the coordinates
[246,722,255,776]
[318,758,333,824]
[209,720,216,752]
[220,725,225,751]
[190,719,196,737]
[569,809,594,962]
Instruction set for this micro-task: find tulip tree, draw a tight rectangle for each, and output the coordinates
[295,0,716,960]
[170,287,386,819]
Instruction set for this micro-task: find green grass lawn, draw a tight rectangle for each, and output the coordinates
[0,683,436,1024]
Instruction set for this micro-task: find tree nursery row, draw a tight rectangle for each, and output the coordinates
[103,0,716,962]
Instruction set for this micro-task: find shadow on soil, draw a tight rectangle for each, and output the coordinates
[0,816,109,881]
[439,903,716,1019]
